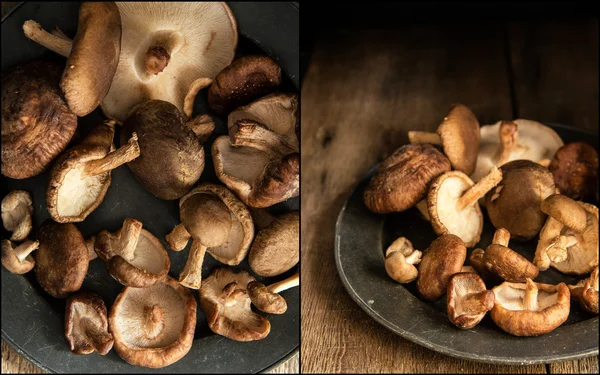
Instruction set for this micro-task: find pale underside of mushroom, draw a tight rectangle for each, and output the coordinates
[451,276,491,316]
[66,296,113,355]
[57,167,109,218]
[127,230,168,274]
[494,283,558,312]
[1,190,33,241]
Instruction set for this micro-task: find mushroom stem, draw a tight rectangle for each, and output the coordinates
[537,159,551,168]
[145,46,171,75]
[184,78,214,118]
[546,235,578,263]
[52,27,70,41]
[143,305,164,339]
[461,265,477,274]
[492,228,511,247]
[165,223,191,251]
[231,120,299,157]
[496,121,523,165]
[407,131,442,145]
[405,250,423,265]
[456,166,502,211]
[523,278,539,311]
[461,290,495,314]
[179,240,207,289]
[13,240,39,263]
[221,282,246,306]
[86,236,97,261]
[118,219,143,262]
[84,133,140,176]
[592,268,599,291]
[22,20,72,57]
[187,114,216,144]
[267,273,299,294]
[88,330,114,355]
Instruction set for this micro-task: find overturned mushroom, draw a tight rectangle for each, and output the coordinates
[549,142,598,202]
[491,279,570,336]
[447,272,494,329]
[95,219,170,287]
[47,120,140,223]
[200,267,270,341]
[384,237,422,284]
[1,239,39,274]
[481,228,539,282]
[110,276,197,368]
[248,272,299,314]
[65,291,114,355]
[569,266,599,314]
[2,190,33,241]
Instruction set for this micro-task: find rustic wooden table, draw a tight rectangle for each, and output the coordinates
[300,17,599,373]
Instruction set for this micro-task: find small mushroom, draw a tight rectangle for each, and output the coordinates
[427,166,503,247]
[384,237,422,284]
[65,291,114,355]
[248,211,299,277]
[481,228,539,282]
[47,120,140,223]
[1,60,77,179]
[447,272,495,329]
[534,194,598,275]
[1,240,39,274]
[416,234,467,301]
[109,276,197,368]
[485,160,556,241]
[408,104,480,175]
[549,142,598,202]
[470,119,564,182]
[199,267,271,341]
[363,144,451,214]
[208,55,282,116]
[35,220,88,298]
[491,279,570,336]
[94,219,170,287]
[569,266,599,314]
[2,190,33,241]
[248,272,299,314]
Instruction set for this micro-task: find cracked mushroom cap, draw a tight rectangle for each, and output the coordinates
[199,267,270,341]
[208,55,282,116]
[35,220,88,298]
[416,234,467,301]
[95,219,170,287]
[447,272,495,329]
[569,266,599,314]
[1,239,39,274]
[109,276,197,368]
[2,190,33,241]
[65,291,114,355]
[213,93,299,208]
[549,142,598,202]
[248,211,299,277]
[491,279,570,336]
[1,60,77,179]
[47,120,140,223]
[363,144,451,214]
[436,104,481,175]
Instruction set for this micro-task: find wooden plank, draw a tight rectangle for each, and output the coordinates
[548,357,600,374]
[2,340,44,374]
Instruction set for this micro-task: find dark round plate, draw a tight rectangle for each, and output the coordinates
[335,123,598,365]
[1,2,299,373]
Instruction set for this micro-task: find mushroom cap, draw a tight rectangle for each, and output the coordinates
[208,55,282,116]
[363,144,451,214]
[65,291,114,355]
[471,119,564,182]
[35,220,88,298]
[482,244,539,282]
[447,272,494,329]
[247,280,287,314]
[121,100,204,200]
[490,281,570,336]
[1,190,33,241]
[384,237,421,284]
[180,183,254,265]
[436,104,480,175]
[540,194,588,232]
[199,267,271,341]
[416,234,467,301]
[60,2,121,117]
[248,211,299,277]
[427,171,483,247]
[101,2,237,122]
[180,193,233,247]
[109,276,197,368]
[1,60,77,179]
[569,267,599,314]
[549,142,598,202]
[213,93,299,208]
[485,160,556,241]
[1,239,38,274]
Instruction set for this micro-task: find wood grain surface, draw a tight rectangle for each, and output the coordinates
[300,19,599,374]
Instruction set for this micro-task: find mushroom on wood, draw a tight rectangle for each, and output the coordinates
[65,291,113,355]
[248,272,299,314]
[2,190,33,241]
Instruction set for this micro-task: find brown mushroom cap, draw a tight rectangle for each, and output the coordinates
[109,276,197,368]
[447,272,495,329]
[416,234,467,301]
[485,160,556,241]
[180,193,233,247]
[65,291,114,355]
[363,144,451,214]
[569,266,599,314]
[436,104,481,175]
[1,239,39,274]
[549,142,598,202]
[35,220,88,298]
[208,55,282,116]
[384,237,422,284]
[247,273,299,315]
[1,190,33,241]
[248,211,299,277]
[199,267,270,341]
[491,279,570,336]
[1,60,77,179]
[483,244,539,282]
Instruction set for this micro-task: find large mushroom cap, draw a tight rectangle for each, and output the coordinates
[549,142,598,202]
[1,190,33,241]
[65,291,114,355]
[363,144,451,214]
[1,60,77,179]
[436,104,481,175]
[447,272,494,329]
[213,93,299,208]
[199,267,271,341]
[109,276,197,368]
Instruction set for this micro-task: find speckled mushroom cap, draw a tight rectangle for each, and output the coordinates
[363,144,451,214]
[65,291,114,355]
[109,276,197,368]
[549,142,598,202]
[437,104,480,175]
[1,60,77,179]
